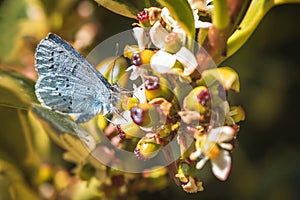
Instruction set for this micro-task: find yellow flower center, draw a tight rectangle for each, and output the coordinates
[200,139,220,159]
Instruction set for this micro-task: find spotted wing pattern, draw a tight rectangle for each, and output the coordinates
[35,33,118,123]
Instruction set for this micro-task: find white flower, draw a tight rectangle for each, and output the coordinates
[132,27,151,50]
[150,47,197,75]
[175,46,198,76]
[161,7,186,44]
[150,50,176,73]
[129,6,204,77]
[188,0,214,12]
[149,21,169,49]
[189,0,213,29]
[160,6,212,44]
[126,64,146,80]
[126,28,151,80]
[133,21,198,75]
[190,126,236,181]
[193,9,212,29]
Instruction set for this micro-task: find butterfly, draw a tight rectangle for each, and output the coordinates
[35,33,121,123]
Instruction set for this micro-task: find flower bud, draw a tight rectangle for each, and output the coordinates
[137,10,151,27]
[184,86,211,114]
[176,162,194,185]
[140,49,155,64]
[114,111,143,139]
[197,87,211,107]
[130,103,160,128]
[164,32,182,54]
[79,163,96,181]
[144,75,174,102]
[129,50,155,66]
[230,106,245,123]
[122,97,139,110]
[131,52,143,66]
[134,136,161,160]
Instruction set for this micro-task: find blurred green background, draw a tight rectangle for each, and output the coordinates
[0,0,299,199]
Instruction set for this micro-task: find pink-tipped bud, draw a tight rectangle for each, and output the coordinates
[137,10,150,27]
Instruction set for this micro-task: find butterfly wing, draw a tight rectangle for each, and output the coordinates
[35,33,116,123]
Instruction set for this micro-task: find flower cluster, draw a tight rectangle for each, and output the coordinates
[108,1,245,193]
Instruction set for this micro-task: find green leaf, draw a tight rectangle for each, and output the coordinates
[94,0,160,18]
[0,0,47,62]
[0,70,37,110]
[227,0,300,57]
[0,160,40,200]
[0,107,41,173]
[212,0,230,29]
[157,0,195,43]
[30,105,96,164]
[0,0,27,63]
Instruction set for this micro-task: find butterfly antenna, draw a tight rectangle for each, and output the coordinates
[111,43,119,84]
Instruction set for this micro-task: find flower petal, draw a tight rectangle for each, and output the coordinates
[133,27,151,50]
[189,149,202,160]
[126,65,141,80]
[188,0,207,10]
[219,142,233,151]
[182,176,204,193]
[133,84,147,103]
[172,28,187,45]
[175,47,198,76]
[161,7,179,28]
[211,149,231,181]
[196,156,208,169]
[149,21,169,49]
[131,68,145,80]
[195,21,212,29]
[178,110,200,124]
[113,110,131,125]
[150,50,176,73]
[192,9,212,29]
[208,126,235,143]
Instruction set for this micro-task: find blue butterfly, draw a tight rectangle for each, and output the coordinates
[35,33,121,123]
